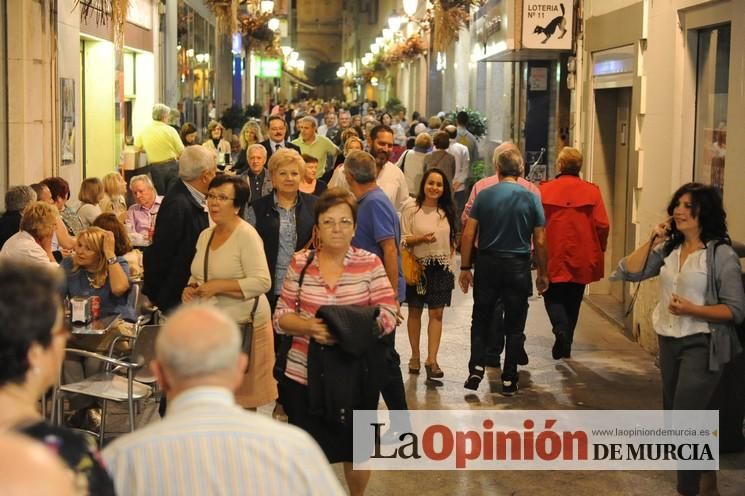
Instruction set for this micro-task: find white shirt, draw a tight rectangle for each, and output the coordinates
[653,247,711,338]
[448,140,470,192]
[376,161,409,211]
[0,231,57,267]
[103,387,345,496]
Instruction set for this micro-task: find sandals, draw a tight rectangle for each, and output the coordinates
[408,357,421,374]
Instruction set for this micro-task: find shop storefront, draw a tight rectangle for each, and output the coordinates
[176,0,217,138]
[470,0,573,176]
[79,0,158,179]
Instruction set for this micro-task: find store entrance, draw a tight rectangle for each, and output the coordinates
[587,86,632,326]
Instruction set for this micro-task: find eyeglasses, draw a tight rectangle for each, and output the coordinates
[319,218,354,229]
[206,194,235,202]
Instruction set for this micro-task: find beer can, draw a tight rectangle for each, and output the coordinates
[71,297,91,324]
[89,296,101,319]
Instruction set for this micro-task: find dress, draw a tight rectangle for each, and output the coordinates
[190,221,276,408]
[19,421,115,496]
[400,200,455,308]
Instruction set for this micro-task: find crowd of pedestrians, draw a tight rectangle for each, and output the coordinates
[0,97,743,496]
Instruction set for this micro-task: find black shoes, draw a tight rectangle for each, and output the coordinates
[502,380,519,396]
[552,333,571,359]
[464,366,485,390]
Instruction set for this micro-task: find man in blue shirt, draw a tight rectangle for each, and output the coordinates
[346,150,408,412]
[458,147,549,396]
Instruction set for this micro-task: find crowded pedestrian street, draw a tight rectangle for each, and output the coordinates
[2,0,745,495]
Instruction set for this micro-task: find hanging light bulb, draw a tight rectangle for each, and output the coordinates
[260,0,274,14]
[403,0,418,17]
[281,46,292,57]
[388,14,402,32]
[268,18,280,31]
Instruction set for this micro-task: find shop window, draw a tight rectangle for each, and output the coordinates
[693,24,730,191]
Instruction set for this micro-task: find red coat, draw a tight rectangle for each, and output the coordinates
[539,174,610,284]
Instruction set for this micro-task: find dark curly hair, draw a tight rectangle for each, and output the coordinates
[663,182,730,255]
[0,262,62,386]
[414,168,457,246]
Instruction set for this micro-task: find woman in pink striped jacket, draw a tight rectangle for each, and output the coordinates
[273,188,397,496]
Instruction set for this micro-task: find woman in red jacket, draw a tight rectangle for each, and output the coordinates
[539,147,609,359]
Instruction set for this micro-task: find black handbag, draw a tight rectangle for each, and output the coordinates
[273,250,315,381]
[203,230,259,355]
[315,305,381,357]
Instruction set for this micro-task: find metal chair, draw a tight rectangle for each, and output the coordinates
[55,347,152,448]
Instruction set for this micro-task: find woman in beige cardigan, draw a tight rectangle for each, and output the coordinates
[183,174,276,408]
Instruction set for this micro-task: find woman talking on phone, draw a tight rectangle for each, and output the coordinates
[613,183,745,496]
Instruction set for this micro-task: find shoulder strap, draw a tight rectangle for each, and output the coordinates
[295,250,316,313]
[400,150,409,172]
[203,230,216,283]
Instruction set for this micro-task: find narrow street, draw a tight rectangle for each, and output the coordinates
[347,283,745,495]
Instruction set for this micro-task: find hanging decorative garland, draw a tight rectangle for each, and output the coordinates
[430,0,483,53]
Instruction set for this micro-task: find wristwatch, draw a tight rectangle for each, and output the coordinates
[106,256,118,265]
[460,266,472,271]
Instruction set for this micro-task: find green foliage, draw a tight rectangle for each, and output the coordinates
[245,103,264,119]
[467,159,486,188]
[221,105,246,132]
[385,97,404,114]
[444,107,487,139]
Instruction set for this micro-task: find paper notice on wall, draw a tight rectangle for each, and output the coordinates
[522,0,573,50]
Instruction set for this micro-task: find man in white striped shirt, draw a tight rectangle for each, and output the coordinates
[102,305,345,496]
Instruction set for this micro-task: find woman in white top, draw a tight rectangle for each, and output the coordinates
[613,183,745,496]
[202,120,232,166]
[401,168,457,383]
[0,201,58,266]
[76,177,104,229]
[183,175,276,409]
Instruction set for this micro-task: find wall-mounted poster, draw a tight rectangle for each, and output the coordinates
[522,1,573,50]
[60,78,75,165]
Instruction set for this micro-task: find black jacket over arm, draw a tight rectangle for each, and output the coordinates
[251,191,317,295]
[143,180,209,313]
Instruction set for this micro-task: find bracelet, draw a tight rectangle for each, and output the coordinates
[460,266,472,271]
[106,256,118,265]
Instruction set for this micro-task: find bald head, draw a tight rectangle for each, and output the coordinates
[0,433,76,496]
[155,305,243,384]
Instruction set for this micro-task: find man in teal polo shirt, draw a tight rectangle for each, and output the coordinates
[291,116,339,178]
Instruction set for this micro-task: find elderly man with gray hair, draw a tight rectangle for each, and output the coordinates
[124,174,163,237]
[102,304,344,496]
[143,145,215,314]
[459,147,548,396]
[134,103,185,195]
[0,185,36,248]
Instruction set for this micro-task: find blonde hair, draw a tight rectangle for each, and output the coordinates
[20,201,58,240]
[415,133,433,149]
[267,148,305,176]
[102,172,124,198]
[239,120,264,150]
[556,147,583,174]
[72,227,108,288]
[78,178,103,205]
[343,137,364,155]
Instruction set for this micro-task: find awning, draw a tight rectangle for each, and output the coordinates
[282,69,316,90]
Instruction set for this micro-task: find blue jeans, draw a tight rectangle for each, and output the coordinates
[469,252,532,382]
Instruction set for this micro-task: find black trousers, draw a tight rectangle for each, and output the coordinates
[542,282,586,346]
[380,331,408,411]
[148,160,179,196]
[658,334,723,496]
[469,252,532,382]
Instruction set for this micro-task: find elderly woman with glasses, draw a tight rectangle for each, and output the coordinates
[183,175,276,410]
[245,148,317,312]
[0,262,116,495]
[273,188,398,496]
